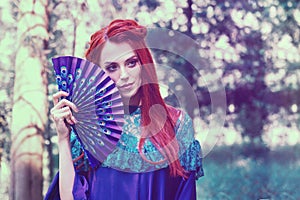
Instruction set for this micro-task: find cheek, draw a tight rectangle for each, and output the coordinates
[110,74,119,82]
[136,73,142,85]
[105,71,120,83]
[130,67,142,81]
[135,70,142,85]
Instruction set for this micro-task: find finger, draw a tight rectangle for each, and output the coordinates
[57,107,77,124]
[65,117,74,125]
[51,106,71,120]
[57,106,73,114]
[52,91,69,105]
[70,116,78,124]
[52,110,72,122]
[51,107,79,127]
[54,99,79,112]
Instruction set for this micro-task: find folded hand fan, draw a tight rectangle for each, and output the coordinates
[52,56,124,163]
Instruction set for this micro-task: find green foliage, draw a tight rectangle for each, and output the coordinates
[0,0,17,163]
[197,145,300,199]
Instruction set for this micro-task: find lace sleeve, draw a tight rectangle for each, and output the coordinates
[70,130,90,172]
[176,111,204,179]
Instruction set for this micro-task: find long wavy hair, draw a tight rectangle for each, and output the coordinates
[85,19,186,177]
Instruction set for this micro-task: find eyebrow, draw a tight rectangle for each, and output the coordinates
[104,55,138,66]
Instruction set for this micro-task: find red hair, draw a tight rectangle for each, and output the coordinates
[85,19,186,178]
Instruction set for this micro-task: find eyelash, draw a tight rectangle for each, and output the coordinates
[126,58,138,68]
[105,64,118,72]
[105,58,139,72]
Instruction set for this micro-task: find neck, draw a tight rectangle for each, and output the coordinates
[122,91,141,114]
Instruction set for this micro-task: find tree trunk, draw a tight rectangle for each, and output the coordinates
[10,0,49,199]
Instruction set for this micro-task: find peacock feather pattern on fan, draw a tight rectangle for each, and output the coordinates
[52,56,124,165]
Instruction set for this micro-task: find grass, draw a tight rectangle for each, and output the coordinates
[196,145,300,200]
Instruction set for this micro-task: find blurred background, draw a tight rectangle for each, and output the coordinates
[0,0,299,199]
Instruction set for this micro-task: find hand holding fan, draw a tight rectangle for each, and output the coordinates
[52,56,124,163]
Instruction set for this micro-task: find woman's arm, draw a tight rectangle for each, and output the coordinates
[58,137,75,200]
[51,91,78,200]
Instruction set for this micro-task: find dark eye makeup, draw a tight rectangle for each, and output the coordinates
[104,55,139,72]
[126,56,139,68]
[105,63,118,72]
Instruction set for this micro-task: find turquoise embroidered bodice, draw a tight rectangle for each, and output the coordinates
[70,107,204,178]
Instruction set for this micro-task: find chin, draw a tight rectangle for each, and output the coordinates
[121,92,136,99]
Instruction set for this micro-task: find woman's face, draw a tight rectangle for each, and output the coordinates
[100,41,142,101]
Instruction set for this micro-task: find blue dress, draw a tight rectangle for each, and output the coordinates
[45,107,204,200]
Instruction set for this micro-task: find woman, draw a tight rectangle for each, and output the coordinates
[46,19,203,200]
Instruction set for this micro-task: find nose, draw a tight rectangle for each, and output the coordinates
[119,66,129,80]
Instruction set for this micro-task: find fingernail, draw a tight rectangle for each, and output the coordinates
[73,117,78,124]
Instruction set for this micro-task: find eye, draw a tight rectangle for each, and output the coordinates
[105,63,118,72]
[126,58,139,68]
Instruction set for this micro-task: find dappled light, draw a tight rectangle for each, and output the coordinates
[0,0,299,199]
